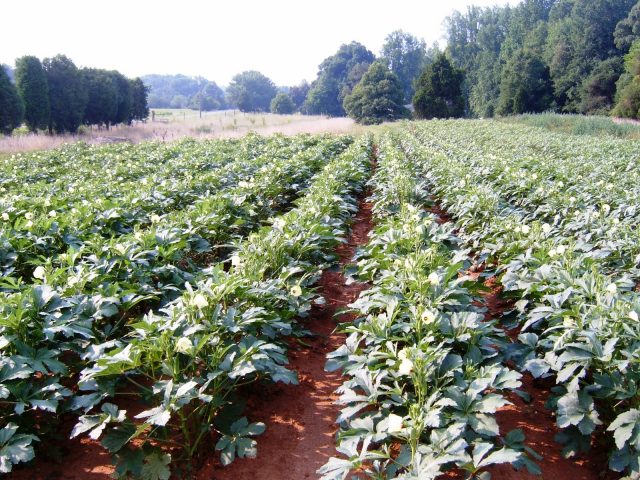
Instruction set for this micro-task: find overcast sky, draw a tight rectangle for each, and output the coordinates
[2,0,520,86]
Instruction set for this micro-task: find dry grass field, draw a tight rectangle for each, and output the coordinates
[0,109,359,153]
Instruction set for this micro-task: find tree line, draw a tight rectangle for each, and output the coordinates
[224,0,640,123]
[0,55,149,135]
[142,74,226,111]
[7,0,640,133]
[445,0,640,118]
[222,31,443,124]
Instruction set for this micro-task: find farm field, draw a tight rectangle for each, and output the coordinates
[2,119,640,480]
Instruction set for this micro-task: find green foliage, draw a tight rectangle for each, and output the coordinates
[380,30,430,103]
[0,71,23,136]
[545,0,635,112]
[270,92,295,114]
[43,55,87,134]
[614,1,640,51]
[130,78,150,121]
[288,81,310,111]
[303,42,375,116]
[496,49,554,115]
[444,0,638,116]
[395,119,640,477]
[580,57,624,114]
[109,71,133,125]
[507,113,640,139]
[614,40,640,118]
[188,81,225,111]
[226,70,277,113]
[142,74,225,111]
[413,54,465,119]
[0,66,23,135]
[0,132,371,478]
[343,62,409,124]
[81,68,118,127]
[0,423,38,473]
[15,56,50,132]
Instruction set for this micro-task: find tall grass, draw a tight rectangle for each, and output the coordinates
[505,113,640,139]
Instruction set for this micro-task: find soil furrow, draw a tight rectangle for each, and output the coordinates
[199,195,373,480]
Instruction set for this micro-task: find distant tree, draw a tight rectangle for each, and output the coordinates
[43,55,87,133]
[380,30,429,102]
[130,77,149,121]
[303,42,375,116]
[580,57,624,114]
[170,94,189,109]
[339,62,370,103]
[0,66,23,134]
[496,49,554,115]
[15,56,50,131]
[81,68,118,127]
[288,81,310,110]
[615,1,640,52]
[142,74,224,110]
[270,92,295,114]
[343,61,409,124]
[303,76,341,116]
[614,40,640,118]
[413,54,465,119]
[545,0,636,112]
[189,81,226,111]
[226,70,277,112]
[108,71,132,125]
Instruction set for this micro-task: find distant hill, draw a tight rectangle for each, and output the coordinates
[142,74,226,111]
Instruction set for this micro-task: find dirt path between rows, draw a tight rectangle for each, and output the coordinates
[198,194,373,480]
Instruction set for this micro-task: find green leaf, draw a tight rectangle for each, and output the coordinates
[101,422,137,453]
[245,422,266,436]
[141,452,171,480]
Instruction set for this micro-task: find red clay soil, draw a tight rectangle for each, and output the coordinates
[8,437,114,480]
[480,282,608,480]
[7,198,373,480]
[197,195,374,480]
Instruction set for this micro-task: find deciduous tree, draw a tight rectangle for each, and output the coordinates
[226,71,277,112]
[303,42,375,116]
[380,30,429,103]
[130,77,150,121]
[343,62,408,124]
[270,92,295,114]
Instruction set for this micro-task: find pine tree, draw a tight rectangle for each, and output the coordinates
[413,54,465,119]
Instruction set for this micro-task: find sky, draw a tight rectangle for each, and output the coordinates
[2,0,520,86]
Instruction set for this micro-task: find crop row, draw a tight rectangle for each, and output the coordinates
[67,136,372,478]
[320,133,537,480]
[401,121,640,476]
[0,134,355,475]
[0,134,329,271]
